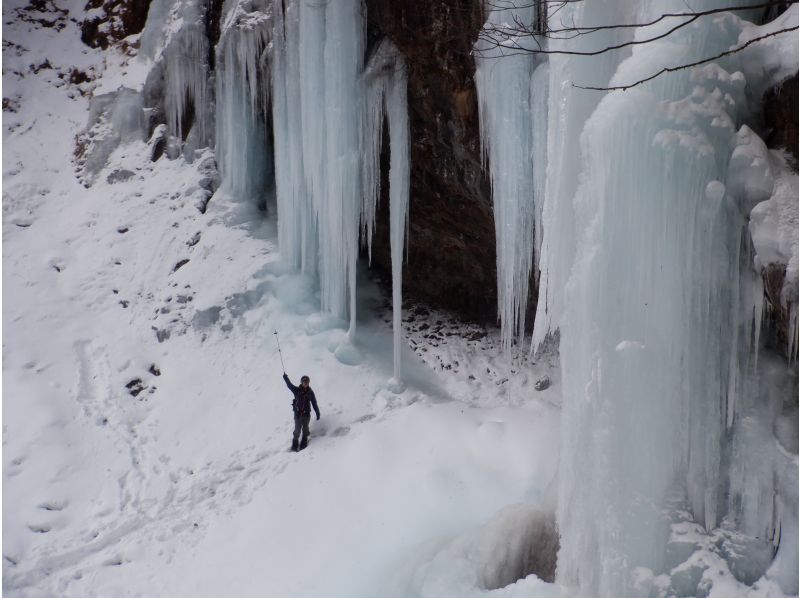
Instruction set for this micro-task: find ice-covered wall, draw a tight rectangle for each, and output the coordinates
[527,2,799,596]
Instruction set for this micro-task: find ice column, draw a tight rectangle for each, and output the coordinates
[386,63,410,384]
[474,3,541,351]
[320,0,363,333]
[271,0,317,272]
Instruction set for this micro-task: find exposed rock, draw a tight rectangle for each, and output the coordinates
[196,154,220,193]
[80,0,151,49]
[365,0,497,323]
[125,377,146,397]
[186,232,201,247]
[534,375,551,392]
[12,0,68,31]
[107,169,134,184]
[762,263,794,358]
[759,75,798,359]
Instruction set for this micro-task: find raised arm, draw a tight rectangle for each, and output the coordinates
[283,373,298,393]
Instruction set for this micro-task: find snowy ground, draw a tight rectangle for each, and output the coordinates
[2,2,564,595]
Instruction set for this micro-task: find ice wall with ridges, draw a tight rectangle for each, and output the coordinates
[271,0,317,273]
[532,2,799,595]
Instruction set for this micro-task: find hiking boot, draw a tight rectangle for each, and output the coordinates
[299,438,308,451]
[291,439,299,452]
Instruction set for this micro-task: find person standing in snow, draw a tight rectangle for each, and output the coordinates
[283,373,320,451]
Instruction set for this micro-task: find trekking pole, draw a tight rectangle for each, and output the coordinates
[274,330,286,373]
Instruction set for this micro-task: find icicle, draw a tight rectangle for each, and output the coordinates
[361,41,394,259]
[163,2,211,151]
[215,0,272,203]
[387,57,410,385]
[474,3,540,352]
[362,40,410,385]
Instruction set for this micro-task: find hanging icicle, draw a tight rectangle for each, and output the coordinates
[362,40,410,387]
[474,2,544,353]
[215,1,272,204]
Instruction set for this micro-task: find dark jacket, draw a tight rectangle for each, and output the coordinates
[283,374,320,419]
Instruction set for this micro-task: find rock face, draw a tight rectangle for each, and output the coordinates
[365,0,498,323]
[81,0,151,49]
[760,76,798,359]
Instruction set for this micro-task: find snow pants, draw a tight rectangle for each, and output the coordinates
[293,413,310,445]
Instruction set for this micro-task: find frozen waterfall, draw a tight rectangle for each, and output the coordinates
[88,0,796,592]
[214,0,412,382]
[524,1,799,596]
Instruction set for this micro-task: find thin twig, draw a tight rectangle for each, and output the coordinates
[573,26,798,91]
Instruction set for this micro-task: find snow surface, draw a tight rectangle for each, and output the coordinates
[2,0,564,595]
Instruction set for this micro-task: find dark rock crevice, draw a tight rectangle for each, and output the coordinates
[763,74,798,164]
[759,74,798,361]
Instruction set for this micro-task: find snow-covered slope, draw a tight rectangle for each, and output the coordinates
[2,1,563,596]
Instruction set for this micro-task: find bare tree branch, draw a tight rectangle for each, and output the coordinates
[573,26,799,91]
[475,0,797,59]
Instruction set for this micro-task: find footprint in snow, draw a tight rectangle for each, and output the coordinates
[27,523,51,534]
[37,500,68,512]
